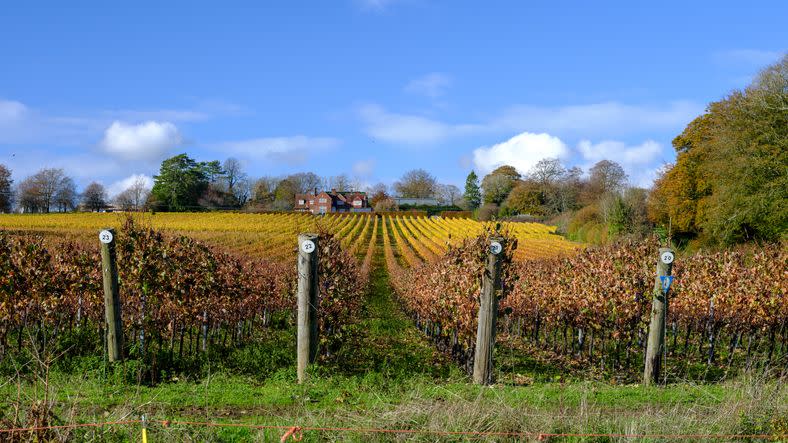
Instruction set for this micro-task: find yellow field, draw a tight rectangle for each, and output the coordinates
[0,212,580,262]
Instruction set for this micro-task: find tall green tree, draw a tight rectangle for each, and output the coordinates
[202,160,225,183]
[150,154,210,211]
[463,171,481,210]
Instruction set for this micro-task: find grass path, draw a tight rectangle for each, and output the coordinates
[327,219,453,378]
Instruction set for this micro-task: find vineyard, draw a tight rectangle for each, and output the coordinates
[0,212,579,262]
[386,228,787,377]
[0,212,785,382]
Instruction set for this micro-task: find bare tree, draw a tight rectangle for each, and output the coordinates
[54,177,77,212]
[129,176,151,210]
[436,184,462,206]
[0,164,13,213]
[82,182,108,212]
[394,169,437,198]
[234,177,252,206]
[287,172,323,194]
[588,160,628,197]
[223,157,247,196]
[108,177,151,212]
[529,158,566,187]
[114,188,136,211]
[33,168,67,213]
[326,174,354,191]
[17,176,43,213]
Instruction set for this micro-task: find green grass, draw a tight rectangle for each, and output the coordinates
[2,231,786,441]
[4,370,785,441]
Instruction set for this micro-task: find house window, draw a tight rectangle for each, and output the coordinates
[337,201,344,205]
[353,200,362,206]
[309,200,314,204]
[319,198,327,203]
[298,199,305,205]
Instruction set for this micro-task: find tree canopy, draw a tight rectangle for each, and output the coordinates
[648,54,787,245]
[394,169,437,198]
[482,165,522,204]
[81,182,107,212]
[150,154,211,211]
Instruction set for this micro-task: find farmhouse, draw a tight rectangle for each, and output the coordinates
[295,189,370,214]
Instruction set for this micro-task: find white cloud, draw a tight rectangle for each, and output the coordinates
[577,139,662,165]
[99,121,182,162]
[472,132,569,176]
[714,49,783,66]
[577,139,666,187]
[404,73,452,98]
[352,159,375,177]
[107,173,154,197]
[472,132,669,188]
[216,136,340,165]
[359,104,483,145]
[359,101,700,146]
[492,101,700,137]
[0,99,28,124]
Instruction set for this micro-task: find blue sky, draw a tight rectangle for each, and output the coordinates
[0,1,785,195]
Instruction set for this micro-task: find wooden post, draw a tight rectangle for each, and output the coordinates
[297,233,319,384]
[100,228,123,362]
[473,237,505,385]
[643,247,675,386]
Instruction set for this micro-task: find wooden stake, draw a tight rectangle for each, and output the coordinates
[297,233,319,384]
[473,236,505,385]
[643,247,674,386]
[100,228,123,362]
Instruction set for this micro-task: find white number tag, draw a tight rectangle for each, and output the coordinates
[301,240,316,254]
[490,241,502,255]
[99,230,114,244]
[660,251,674,264]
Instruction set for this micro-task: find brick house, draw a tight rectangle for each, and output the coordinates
[295,189,370,214]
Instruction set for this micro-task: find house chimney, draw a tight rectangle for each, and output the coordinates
[314,187,318,196]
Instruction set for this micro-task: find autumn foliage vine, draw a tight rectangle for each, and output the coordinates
[0,217,364,369]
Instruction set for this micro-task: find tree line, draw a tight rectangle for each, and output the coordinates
[0,165,152,214]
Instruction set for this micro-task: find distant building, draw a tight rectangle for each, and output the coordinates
[394,197,440,206]
[295,189,371,214]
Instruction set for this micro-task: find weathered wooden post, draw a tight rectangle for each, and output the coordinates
[297,233,319,384]
[643,247,675,386]
[473,237,505,385]
[100,228,123,362]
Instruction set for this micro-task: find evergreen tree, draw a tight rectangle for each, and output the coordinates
[464,170,481,210]
[150,154,210,211]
